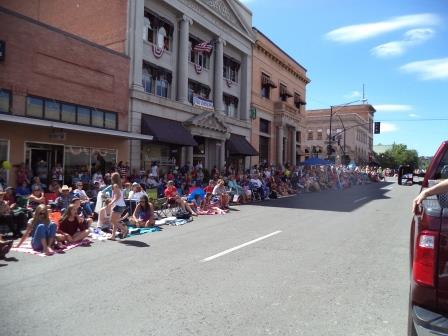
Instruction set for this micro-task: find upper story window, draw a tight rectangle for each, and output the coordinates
[223,56,240,83]
[142,62,172,98]
[0,89,11,114]
[25,96,117,129]
[294,93,305,109]
[223,94,238,118]
[261,73,276,99]
[296,131,301,143]
[307,130,314,140]
[259,118,270,134]
[143,11,173,51]
[188,80,211,103]
[279,84,293,102]
[189,36,210,69]
[317,129,323,140]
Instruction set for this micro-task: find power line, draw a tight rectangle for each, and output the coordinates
[377,118,448,122]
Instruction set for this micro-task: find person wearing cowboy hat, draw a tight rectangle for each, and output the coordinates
[55,185,73,212]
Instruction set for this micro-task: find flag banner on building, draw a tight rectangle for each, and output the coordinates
[153,44,164,58]
[193,96,214,110]
[194,63,203,74]
[193,41,213,54]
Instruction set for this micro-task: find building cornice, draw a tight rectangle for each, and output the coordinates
[255,42,310,85]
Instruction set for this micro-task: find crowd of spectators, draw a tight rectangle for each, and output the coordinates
[0,161,385,257]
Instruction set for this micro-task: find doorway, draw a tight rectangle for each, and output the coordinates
[26,143,64,186]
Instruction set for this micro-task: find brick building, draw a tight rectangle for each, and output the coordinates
[250,28,310,167]
[0,6,152,187]
[5,0,258,175]
[304,104,376,164]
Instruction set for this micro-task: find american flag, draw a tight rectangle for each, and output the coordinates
[193,41,213,53]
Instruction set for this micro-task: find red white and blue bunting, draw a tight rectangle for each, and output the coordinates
[152,44,164,59]
[194,63,203,74]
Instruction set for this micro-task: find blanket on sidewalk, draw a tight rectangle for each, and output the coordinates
[11,239,92,257]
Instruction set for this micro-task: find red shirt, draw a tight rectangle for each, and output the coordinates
[204,185,214,193]
[59,217,83,236]
[164,186,177,199]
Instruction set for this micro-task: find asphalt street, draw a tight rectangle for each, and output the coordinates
[0,179,416,336]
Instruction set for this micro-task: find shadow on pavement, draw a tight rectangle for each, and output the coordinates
[247,182,396,213]
[119,240,150,248]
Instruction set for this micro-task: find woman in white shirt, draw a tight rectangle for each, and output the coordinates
[128,183,146,200]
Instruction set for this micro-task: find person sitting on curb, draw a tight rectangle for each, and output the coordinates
[212,179,230,209]
[164,180,197,216]
[27,185,46,211]
[73,182,93,218]
[15,204,57,255]
[413,179,448,213]
[129,195,155,228]
[57,204,90,244]
[71,197,93,230]
[56,185,73,212]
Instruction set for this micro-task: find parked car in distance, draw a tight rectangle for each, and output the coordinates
[409,141,448,335]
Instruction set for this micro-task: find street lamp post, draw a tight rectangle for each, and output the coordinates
[327,99,367,160]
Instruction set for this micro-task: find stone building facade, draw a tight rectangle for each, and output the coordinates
[0,6,150,187]
[304,104,376,164]
[250,28,310,167]
[5,0,258,174]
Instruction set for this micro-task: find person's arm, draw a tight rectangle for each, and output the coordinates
[15,223,33,248]
[132,204,140,220]
[413,179,448,213]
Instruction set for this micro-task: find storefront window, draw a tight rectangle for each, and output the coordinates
[61,103,76,123]
[26,97,44,118]
[0,140,8,187]
[91,149,116,175]
[64,146,91,185]
[77,107,91,125]
[91,109,104,128]
[45,100,60,121]
[64,146,117,185]
[0,89,11,113]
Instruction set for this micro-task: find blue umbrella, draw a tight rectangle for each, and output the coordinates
[187,188,205,202]
[302,157,332,165]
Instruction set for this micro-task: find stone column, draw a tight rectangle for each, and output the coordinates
[129,0,144,91]
[213,37,225,112]
[187,146,194,166]
[277,125,284,167]
[239,53,250,120]
[177,15,191,103]
[291,127,297,166]
[220,140,226,171]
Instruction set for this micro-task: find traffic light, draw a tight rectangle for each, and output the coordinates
[374,122,381,134]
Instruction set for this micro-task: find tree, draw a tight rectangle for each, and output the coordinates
[374,143,419,168]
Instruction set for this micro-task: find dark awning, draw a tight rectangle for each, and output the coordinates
[141,115,197,146]
[227,134,258,156]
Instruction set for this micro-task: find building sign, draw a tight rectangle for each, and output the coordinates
[250,106,257,119]
[0,41,5,62]
[193,96,214,110]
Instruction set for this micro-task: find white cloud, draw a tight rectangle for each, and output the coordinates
[408,113,419,118]
[400,58,448,80]
[371,28,435,58]
[325,14,440,43]
[380,123,399,133]
[373,104,413,112]
[343,90,362,99]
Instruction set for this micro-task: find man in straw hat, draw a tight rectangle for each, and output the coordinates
[56,185,73,212]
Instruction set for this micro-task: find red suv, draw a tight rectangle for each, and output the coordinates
[409,141,448,335]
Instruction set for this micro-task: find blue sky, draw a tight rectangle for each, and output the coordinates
[240,0,448,156]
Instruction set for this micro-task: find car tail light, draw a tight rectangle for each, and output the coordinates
[413,231,438,287]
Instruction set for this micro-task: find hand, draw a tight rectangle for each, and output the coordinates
[413,190,428,214]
